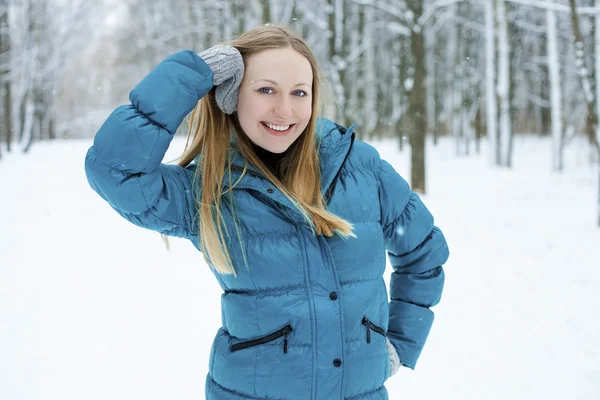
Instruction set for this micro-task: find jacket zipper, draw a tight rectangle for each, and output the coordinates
[230,325,293,354]
[362,317,386,344]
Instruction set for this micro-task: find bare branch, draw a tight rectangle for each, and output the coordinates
[418,0,466,27]
[505,0,600,15]
[347,0,407,22]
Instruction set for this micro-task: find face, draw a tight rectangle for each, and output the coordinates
[236,47,313,154]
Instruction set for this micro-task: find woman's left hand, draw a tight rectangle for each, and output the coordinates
[386,337,401,377]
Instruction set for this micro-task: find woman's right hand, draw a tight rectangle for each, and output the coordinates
[197,45,244,114]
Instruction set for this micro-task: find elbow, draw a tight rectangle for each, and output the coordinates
[390,266,445,308]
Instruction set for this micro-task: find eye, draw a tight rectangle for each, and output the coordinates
[258,87,274,94]
[293,90,309,97]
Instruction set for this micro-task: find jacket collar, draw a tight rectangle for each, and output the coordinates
[315,118,357,200]
[193,118,357,211]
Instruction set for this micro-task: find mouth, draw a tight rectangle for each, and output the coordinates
[261,122,296,136]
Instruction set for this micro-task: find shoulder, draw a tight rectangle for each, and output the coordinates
[349,140,381,168]
[316,117,381,171]
[315,117,351,152]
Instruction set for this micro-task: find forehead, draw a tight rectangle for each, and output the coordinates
[245,47,313,85]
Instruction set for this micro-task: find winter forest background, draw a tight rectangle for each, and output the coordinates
[2,0,600,209]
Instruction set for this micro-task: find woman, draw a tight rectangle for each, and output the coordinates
[85,25,449,400]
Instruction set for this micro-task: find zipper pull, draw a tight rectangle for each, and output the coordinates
[362,317,372,344]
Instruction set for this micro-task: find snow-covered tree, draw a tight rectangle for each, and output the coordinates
[485,0,498,166]
[496,0,513,167]
[547,0,564,172]
[568,0,600,226]
[0,0,12,159]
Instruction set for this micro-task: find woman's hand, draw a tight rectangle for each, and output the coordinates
[198,45,244,114]
[386,337,401,377]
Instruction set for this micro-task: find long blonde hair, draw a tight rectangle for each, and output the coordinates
[165,25,354,275]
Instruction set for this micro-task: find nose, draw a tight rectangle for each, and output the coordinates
[273,95,293,120]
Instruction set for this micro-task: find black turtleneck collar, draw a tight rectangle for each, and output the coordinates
[249,141,292,179]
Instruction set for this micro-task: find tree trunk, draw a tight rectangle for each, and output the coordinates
[547,0,563,172]
[569,0,600,226]
[446,4,458,152]
[348,3,362,129]
[18,89,30,145]
[596,0,600,226]
[363,5,377,135]
[330,0,349,126]
[433,34,443,143]
[425,10,436,145]
[596,0,600,148]
[1,81,11,152]
[454,4,463,156]
[0,3,12,157]
[394,39,405,151]
[535,33,545,135]
[20,89,35,153]
[496,0,513,167]
[485,0,499,166]
[475,102,483,154]
[327,0,338,122]
[407,0,427,194]
[568,0,599,154]
[262,0,270,24]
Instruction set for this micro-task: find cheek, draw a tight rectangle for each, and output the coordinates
[296,101,312,119]
[297,103,312,123]
[238,95,269,119]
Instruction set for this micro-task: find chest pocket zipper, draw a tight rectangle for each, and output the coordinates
[230,325,293,354]
[362,317,386,344]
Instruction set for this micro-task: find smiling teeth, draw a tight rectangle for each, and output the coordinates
[266,123,290,131]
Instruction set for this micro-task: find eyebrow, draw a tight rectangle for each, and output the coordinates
[254,79,312,88]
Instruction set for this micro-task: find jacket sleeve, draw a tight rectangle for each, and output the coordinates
[378,159,449,370]
[84,50,214,239]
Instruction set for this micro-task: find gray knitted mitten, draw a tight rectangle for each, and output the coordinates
[198,45,245,114]
[386,337,401,377]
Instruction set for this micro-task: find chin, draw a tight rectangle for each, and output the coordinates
[265,144,291,154]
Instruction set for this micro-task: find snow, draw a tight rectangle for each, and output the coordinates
[1,134,599,399]
[403,77,414,92]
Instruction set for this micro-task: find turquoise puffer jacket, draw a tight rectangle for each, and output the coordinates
[84,50,449,400]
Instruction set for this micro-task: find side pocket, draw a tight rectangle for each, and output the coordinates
[362,317,386,344]
[230,324,293,354]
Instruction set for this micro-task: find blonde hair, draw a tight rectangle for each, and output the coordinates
[165,25,355,275]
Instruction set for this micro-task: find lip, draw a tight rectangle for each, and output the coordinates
[261,122,296,137]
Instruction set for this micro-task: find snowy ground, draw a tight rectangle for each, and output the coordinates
[1,133,599,400]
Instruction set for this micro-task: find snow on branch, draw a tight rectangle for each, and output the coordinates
[374,20,411,36]
[295,3,328,30]
[347,0,408,22]
[574,41,595,104]
[418,0,466,27]
[505,0,600,15]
